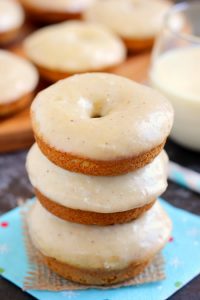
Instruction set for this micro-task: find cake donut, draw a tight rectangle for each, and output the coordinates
[31,73,173,176]
[0,0,25,45]
[26,143,169,225]
[28,200,172,285]
[19,0,96,23]
[24,21,126,82]
[84,0,172,52]
[0,50,39,117]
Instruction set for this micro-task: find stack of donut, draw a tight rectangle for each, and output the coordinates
[26,72,174,285]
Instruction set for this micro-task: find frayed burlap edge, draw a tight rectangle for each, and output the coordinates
[21,205,165,291]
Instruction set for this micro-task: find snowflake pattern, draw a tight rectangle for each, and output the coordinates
[0,244,8,255]
[186,227,200,237]
[157,284,163,290]
[169,257,183,269]
[193,240,199,246]
[61,291,80,299]
[181,216,188,223]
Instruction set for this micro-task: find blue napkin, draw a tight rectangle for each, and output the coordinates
[0,198,200,300]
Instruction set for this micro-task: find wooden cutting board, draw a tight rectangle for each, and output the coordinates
[0,34,150,153]
[114,53,150,83]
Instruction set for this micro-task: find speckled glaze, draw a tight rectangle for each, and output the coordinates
[26,144,168,213]
[31,73,173,161]
[28,200,172,270]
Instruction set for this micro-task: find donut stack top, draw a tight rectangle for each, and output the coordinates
[31,73,173,176]
[27,73,173,226]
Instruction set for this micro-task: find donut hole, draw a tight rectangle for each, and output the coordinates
[78,97,104,118]
[91,113,102,118]
[90,101,104,118]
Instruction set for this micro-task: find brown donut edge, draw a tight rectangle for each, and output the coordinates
[123,36,154,52]
[29,62,125,83]
[19,0,84,23]
[35,188,156,225]
[34,133,166,176]
[40,251,153,286]
[0,27,22,45]
[0,92,33,117]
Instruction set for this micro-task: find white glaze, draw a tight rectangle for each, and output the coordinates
[24,21,126,73]
[0,0,25,33]
[84,0,171,39]
[150,47,200,151]
[28,200,172,269]
[22,0,95,13]
[27,144,168,213]
[0,50,38,104]
[31,73,173,160]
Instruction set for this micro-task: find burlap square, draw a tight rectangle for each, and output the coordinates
[22,207,165,291]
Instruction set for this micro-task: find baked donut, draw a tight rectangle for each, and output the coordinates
[26,143,168,225]
[0,50,39,117]
[0,0,25,45]
[31,73,173,176]
[19,0,96,23]
[84,0,172,52]
[28,200,172,285]
[24,21,126,82]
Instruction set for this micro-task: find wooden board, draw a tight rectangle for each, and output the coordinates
[114,53,150,83]
[0,108,34,152]
[0,33,150,153]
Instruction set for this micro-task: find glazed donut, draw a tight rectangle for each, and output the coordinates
[28,200,172,285]
[26,143,168,225]
[0,50,38,117]
[31,73,173,176]
[19,0,96,23]
[0,0,25,45]
[84,0,172,52]
[24,21,126,82]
